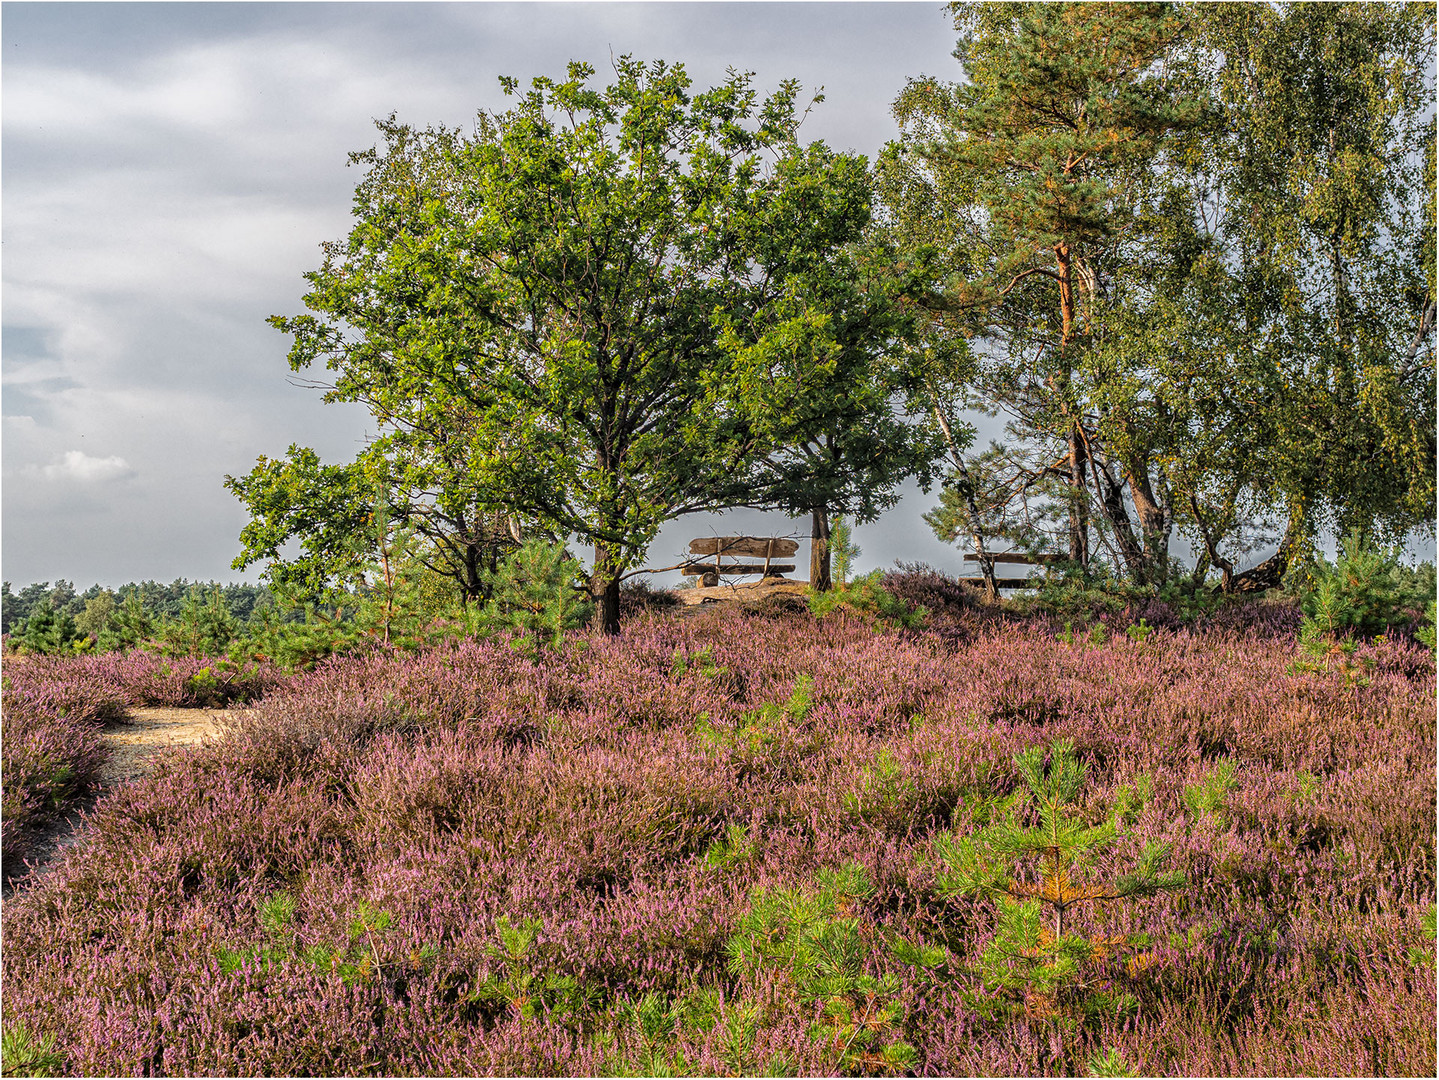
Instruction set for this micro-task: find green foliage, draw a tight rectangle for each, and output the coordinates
[931,740,1185,1026]
[1183,760,1238,826]
[669,644,727,681]
[1405,906,1437,969]
[9,606,87,656]
[271,59,909,634]
[468,916,597,1025]
[597,992,705,1076]
[158,586,238,659]
[703,823,757,873]
[1088,1046,1141,1077]
[1023,564,1223,627]
[1125,619,1154,645]
[885,2,1435,590]
[842,747,921,830]
[214,892,426,989]
[1111,774,1154,829]
[806,570,925,629]
[830,517,861,585]
[73,591,116,640]
[237,604,360,672]
[727,864,916,1075]
[477,539,591,653]
[0,1022,64,1078]
[96,593,157,653]
[226,446,381,605]
[1298,532,1426,648]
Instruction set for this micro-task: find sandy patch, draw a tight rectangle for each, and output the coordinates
[98,706,237,784]
[5,707,248,892]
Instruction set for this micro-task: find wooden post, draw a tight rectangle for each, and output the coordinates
[762,538,774,577]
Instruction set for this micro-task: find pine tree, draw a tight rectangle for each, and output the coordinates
[932,740,1184,1025]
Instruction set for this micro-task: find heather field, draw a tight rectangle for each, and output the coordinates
[1,583,1435,1077]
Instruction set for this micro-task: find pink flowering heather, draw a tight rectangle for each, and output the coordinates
[1,584,1433,1076]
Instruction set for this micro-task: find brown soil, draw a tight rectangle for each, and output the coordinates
[5,707,244,894]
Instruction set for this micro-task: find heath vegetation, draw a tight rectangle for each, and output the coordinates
[3,1,1435,1074]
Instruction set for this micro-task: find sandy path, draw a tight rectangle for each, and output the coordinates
[98,706,235,784]
[5,707,244,892]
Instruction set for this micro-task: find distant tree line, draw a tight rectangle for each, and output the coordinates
[1,580,276,637]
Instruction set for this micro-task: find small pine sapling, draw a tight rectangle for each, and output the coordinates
[932,740,1185,1026]
[727,864,916,1075]
[469,915,595,1025]
[160,586,238,658]
[480,539,592,652]
[1296,530,1413,677]
[97,591,156,652]
[1183,760,1238,826]
[830,516,862,585]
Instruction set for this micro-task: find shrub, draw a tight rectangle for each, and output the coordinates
[8,607,87,656]
[479,539,592,652]
[1299,530,1417,643]
[618,580,682,619]
[727,864,916,1075]
[0,1021,65,1078]
[931,740,1186,1028]
[158,586,238,658]
[807,570,925,629]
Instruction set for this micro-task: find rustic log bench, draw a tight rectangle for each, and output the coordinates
[959,551,1065,590]
[683,536,799,587]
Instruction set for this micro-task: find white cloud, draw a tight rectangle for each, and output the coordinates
[40,450,136,483]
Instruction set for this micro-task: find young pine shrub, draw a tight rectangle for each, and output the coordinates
[158,586,238,658]
[1296,531,1423,660]
[8,606,88,656]
[726,863,917,1076]
[830,517,862,585]
[96,592,156,652]
[807,570,926,630]
[931,740,1186,1030]
[480,539,592,653]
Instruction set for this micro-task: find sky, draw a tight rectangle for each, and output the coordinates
[1,0,999,590]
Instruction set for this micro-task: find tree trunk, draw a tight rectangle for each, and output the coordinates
[809,508,832,593]
[1094,458,1146,582]
[1067,427,1089,567]
[1125,457,1170,585]
[591,542,622,635]
[1224,525,1300,594]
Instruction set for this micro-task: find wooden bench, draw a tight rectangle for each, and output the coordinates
[682,536,799,587]
[674,536,805,605]
[959,551,1065,591]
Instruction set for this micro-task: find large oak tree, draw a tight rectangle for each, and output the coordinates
[257,59,912,632]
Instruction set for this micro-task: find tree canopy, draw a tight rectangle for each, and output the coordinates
[252,58,928,630]
[882,0,1435,590]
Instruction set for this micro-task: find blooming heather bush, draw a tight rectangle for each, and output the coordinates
[1,604,1433,1075]
[0,693,108,870]
[3,650,284,712]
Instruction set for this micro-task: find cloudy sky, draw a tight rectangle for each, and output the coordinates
[2,1,983,590]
